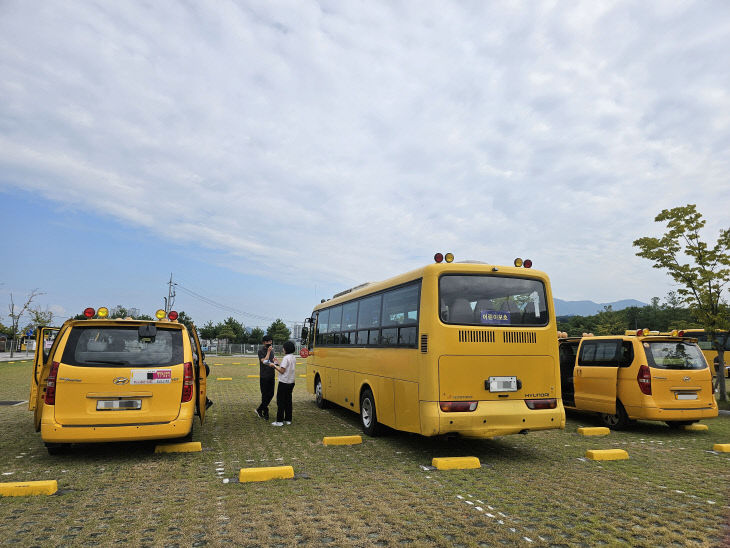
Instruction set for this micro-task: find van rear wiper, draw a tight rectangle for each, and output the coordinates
[87,360,129,366]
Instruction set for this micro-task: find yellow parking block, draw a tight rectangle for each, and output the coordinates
[0,480,58,496]
[216,377,232,381]
[585,449,629,461]
[239,466,294,483]
[232,362,240,365]
[299,374,307,378]
[247,374,260,378]
[323,435,362,446]
[682,424,708,431]
[432,457,481,470]
[713,443,730,452]
[578,427,610,436]
[214,363,223,365]
[155,442,202,453]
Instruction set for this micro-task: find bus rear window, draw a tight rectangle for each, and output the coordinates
[439,275,549,327]
[643,341,707,370]
[61,326,184,367]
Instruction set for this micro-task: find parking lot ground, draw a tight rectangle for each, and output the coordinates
[1,358,728,547]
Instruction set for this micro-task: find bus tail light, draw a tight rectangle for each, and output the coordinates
[439,401,477,412]
[637,364,652,395]
[182,362,194,402]
[45,361,60,405]
[525,398,557,410]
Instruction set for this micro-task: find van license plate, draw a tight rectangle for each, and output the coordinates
[675,393,698,400]
[488,376,518,392]
[96,400,142,410]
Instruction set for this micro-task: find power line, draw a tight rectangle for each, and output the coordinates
[175,283,297,325]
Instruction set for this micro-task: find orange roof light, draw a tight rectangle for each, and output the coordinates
[514,258,523,267]
[155,309,166,320]
[445,252,454,263]
[97,307,109,318]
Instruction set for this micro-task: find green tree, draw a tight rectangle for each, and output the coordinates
[266,319,291,344]
[199,320,217,340]
[176,311,194,330]
[7,289,42,358]
[593,306,626,336]
[29,306,54,327]
[250,327,265,344]
[633,204,730,402]
[217,326,236,341]
[220,317,246,343]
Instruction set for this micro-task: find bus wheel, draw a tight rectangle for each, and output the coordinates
[360,388,380,437]
[45,442,70,456]
[314,376,328,409]
[600,401,631,430]
[666,420,696,429]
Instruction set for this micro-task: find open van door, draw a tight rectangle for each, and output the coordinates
[190,326,207,424]
[29,326,60,431]
[573,338,624,414]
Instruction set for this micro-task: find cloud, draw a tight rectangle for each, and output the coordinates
[1,0,729,302]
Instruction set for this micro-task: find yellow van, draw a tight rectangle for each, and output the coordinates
[559,332,717,429]
[29,308,208,454]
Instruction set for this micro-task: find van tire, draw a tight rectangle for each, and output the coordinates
[314,376,329,409]
[360,387,381,437]
[666,420,696,429]
[600,401,631,430]
[45,442,70,455]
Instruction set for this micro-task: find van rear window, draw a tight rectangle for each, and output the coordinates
[61,326,184,367]
[644,341,707,370]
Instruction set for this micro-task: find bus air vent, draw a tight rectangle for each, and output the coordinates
[503,331,537,344]
[420,334,428,353]
[458,330,496,343]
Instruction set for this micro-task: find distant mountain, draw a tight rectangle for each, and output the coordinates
[554,298,647,317]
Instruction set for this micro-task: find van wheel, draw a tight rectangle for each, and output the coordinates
[45,442,70,455]
[600,401,631,430]
[666,420,696,429]
[314,376,329,409]
[360,388,381,437]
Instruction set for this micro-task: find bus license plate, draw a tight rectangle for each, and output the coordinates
[488,376,518,392]
[675,393,698,400]
[96,400,142,411]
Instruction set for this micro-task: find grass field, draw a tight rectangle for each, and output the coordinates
[1,357,728,547]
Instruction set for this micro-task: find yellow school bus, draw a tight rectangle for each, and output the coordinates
[676,329,730,379]
[305,254,565,438]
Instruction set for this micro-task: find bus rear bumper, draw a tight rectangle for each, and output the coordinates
[420,400,566,438]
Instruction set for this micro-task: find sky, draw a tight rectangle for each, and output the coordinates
[2,1,730,330]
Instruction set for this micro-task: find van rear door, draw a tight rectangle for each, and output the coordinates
[190,325,207,424]
[642,339,715,409]
[52,323,186,425]
[574,339,625,414]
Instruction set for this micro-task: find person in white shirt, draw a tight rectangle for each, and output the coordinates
[270,340,296,426]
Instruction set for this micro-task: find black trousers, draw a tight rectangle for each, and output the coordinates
[258,376,275,418]
[276,382,295,422]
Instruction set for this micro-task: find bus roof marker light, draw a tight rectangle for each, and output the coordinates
[155,309,166,320]
[97,307,109,318]
[434,253,444,263]
[445,253,454,263]
[678,330,685,337]
[524,259,532,268]
[514,258,523,267]
[83,307,95,318]
[168,310,179,321]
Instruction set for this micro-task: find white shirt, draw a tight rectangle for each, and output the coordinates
[277,354,296,384]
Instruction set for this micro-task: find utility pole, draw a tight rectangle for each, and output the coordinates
[165,273,176,314]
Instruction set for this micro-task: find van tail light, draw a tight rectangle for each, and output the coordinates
[45,361,60,405]
[525,398,557,410]
[637,364,652,395]
[181,362,194,402]
[439,401,477,412]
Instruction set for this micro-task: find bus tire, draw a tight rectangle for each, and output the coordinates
[599,400,631,430]
[314,375,329,409]
[45,442,70,456]
[360,387,380,437]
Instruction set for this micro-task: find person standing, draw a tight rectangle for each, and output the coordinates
[271,340,296,426]
[256,335,277,420]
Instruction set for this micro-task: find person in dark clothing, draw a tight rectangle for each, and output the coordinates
[255,336,277,420]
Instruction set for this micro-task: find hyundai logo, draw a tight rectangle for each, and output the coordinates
[113,377,129,385]
[683,376,691,382]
